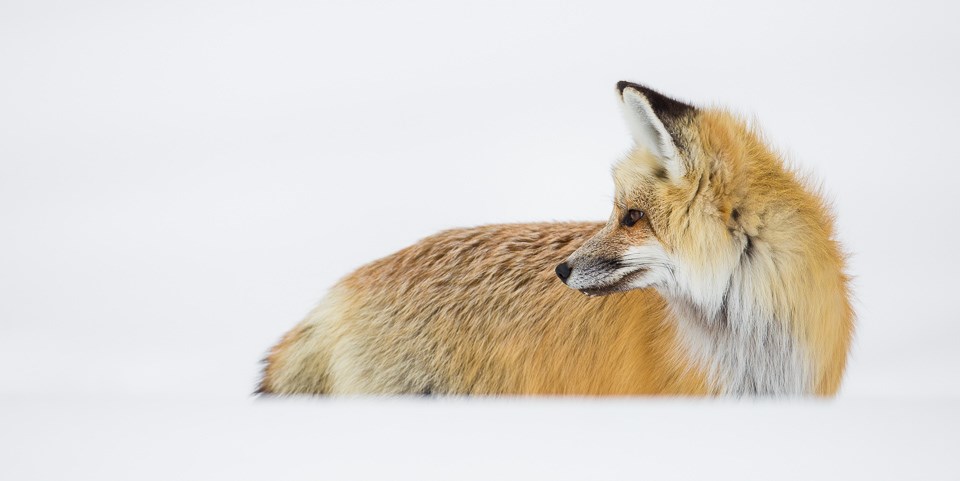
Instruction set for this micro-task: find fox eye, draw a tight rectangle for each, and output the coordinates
[621,209,645,227]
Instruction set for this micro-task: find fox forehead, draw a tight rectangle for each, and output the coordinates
[612,148,671,206]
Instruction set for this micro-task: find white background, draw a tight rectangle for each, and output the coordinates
[2,0,959,479]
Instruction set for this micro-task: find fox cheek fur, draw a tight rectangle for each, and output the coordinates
[259,81,854,397]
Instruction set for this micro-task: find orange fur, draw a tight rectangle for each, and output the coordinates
[260,223,709,395]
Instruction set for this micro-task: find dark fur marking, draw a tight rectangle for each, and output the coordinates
[654,166,669,180]
[731,209,755,263]
[717,282,732,329]
[602,258,624,271]
[616,81,697,123]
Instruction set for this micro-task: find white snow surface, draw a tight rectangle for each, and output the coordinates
[3,397,958,480]
[1,0,959,479]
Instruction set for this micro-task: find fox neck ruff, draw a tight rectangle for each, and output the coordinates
[661,269,813,396]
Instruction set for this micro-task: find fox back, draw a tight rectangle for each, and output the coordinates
[259,82,854,396]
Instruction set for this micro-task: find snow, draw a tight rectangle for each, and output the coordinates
[2,0,959,479]
[3,397,958,480]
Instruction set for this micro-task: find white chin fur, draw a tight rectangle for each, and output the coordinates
[619,244,675,288]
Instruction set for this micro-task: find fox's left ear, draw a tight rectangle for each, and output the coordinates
[617,81,696,179]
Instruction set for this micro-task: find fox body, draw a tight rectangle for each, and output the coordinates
[259,82,854,396]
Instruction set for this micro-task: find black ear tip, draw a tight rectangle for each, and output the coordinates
[617,80,657,98]
[616,80,640,95]
[615,81,696,117]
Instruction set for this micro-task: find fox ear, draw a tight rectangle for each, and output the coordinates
[616,81,696,179]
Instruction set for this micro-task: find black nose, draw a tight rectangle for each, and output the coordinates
[555,262,572,283]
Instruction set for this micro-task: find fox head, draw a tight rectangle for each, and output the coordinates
[557,82,793,315]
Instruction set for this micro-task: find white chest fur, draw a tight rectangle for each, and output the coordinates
[666,291,812,396]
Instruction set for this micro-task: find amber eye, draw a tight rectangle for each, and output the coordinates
[621,209,645,227]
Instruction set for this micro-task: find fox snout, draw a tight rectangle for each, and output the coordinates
[555,256,639,297]
[555,259,620,285]
[557,229,673,296]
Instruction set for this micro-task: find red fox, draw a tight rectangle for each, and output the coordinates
[258,82,854,396]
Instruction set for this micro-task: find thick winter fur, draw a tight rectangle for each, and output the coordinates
[259,82,854,397]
